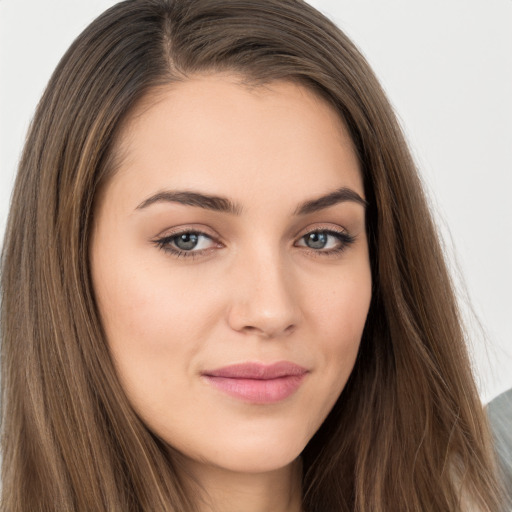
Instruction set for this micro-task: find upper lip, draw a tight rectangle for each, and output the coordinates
[203,361,308,380]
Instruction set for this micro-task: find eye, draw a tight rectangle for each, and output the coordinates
[295,229,355,255]
[153,230,218,257]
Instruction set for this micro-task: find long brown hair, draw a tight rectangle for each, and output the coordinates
[1,1,504,510]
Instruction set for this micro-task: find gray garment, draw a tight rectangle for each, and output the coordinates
[487,388,512,509]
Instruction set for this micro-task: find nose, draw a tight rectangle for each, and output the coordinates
[226,249,301,339]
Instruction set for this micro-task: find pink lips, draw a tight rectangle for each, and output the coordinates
[202,362,308,404]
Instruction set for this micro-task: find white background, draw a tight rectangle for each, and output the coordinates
[1,1,511,402]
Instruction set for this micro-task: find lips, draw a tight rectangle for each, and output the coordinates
[202,362,308,403]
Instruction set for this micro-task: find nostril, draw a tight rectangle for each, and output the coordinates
[284,325,296,335]
[240,323,296,338]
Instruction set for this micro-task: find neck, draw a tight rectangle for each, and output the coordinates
[182,457,303,512]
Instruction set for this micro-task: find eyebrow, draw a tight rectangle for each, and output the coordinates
[294,186,367,215]
[135,186,367,215]
[136,190,243,215]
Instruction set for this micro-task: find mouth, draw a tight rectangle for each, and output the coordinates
[201,361,309,404]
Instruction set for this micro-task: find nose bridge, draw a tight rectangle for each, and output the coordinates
[227,242,300,338]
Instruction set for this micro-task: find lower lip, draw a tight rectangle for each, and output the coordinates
[203,374,306,404]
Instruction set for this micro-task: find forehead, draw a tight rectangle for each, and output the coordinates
[103,74,363,212]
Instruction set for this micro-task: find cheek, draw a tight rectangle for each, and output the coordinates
[311,265,372,347]
[92,261,224,439]
[95,264,214,345]
[306,265,371,394]
[91,238,224,398]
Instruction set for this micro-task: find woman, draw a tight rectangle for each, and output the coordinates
[0,0,505,510]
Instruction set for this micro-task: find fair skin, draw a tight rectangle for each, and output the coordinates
[91,74,372,512]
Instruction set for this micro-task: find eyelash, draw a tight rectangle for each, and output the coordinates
[296,229,356,258]
[152,228,356,260]
[153,231,220,259]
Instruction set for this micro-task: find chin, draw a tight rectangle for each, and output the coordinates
[174,426,311,475]
[208,446,303,474]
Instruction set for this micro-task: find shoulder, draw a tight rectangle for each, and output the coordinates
[487,388,512,504]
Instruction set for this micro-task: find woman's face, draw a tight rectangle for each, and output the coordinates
[91,75,371,475]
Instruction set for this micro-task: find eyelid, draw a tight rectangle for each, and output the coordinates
[153,223,220,241]
[293,223,350,240]
[151,225,224,257]
[293,224,356,256]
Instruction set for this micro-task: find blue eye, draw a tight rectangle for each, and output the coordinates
[174,233,200,250]
[303,232,330,249]
[154,231,216,256]
[296,230,355,254]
